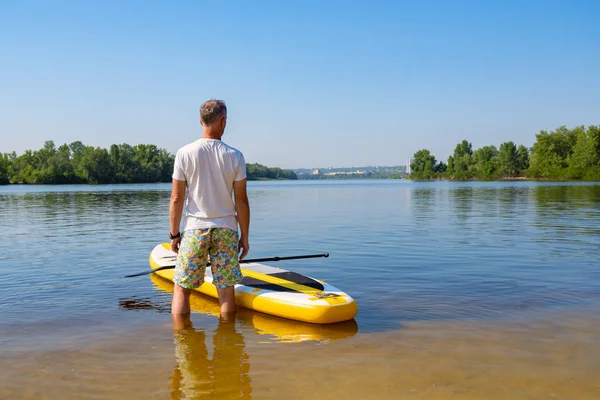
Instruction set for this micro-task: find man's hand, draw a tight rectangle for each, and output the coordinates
[238,236,249,260]
[233,178,250,261]
[170,178,186,254]
[171,237,182,253]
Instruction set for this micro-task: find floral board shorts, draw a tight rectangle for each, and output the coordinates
[174,228,243,289]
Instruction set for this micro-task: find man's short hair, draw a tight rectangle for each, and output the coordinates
[200,99,227,125]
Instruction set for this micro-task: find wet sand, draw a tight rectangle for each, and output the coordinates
[2,305,599,400]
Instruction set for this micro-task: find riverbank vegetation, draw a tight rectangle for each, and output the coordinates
[410,125,600,181]
[0,141,297,184]
[246,163,297,180]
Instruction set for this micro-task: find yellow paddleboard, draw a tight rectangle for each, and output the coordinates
[148,274,359,343]
[149,243,358,324]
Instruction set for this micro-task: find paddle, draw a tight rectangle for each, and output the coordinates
[123,252,329,278]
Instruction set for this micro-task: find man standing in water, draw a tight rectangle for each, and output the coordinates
[168,99,250,320]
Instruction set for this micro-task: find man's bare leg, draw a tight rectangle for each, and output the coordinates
[217,286,236,314]
[172,311,193,331]
[172,283,192,316]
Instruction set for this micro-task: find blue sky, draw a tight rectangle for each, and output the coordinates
[1,0,599,169]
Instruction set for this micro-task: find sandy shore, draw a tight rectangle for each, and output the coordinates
[2,305,599,400]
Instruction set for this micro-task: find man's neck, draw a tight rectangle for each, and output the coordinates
[202,130,222,140]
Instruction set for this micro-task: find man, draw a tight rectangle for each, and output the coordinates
[169,99,250,321]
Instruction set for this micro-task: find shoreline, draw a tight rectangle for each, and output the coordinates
[4,174,600,185]
[409,176,600,182]
[0,177,297,186]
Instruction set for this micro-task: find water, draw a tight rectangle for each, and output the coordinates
[2,180,599,330]
[1,180,600,399]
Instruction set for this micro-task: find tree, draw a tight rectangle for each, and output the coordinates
[78,146,115,184]
[568,125,600,180]
[25,140,58,183]
[0,153,11,184]
[132,144,162,182]
[456,140,473,157]
[528,126,578,179]
[498,141,519,178]
[516,144,529,174]
[45,143,75,183]
[3,141,184,184]
[159,148,175,182]
[590,125,600,161]
[434,161,447,174]
[246,163,269,180]
[110,144,136,183]
[69,141,87,181]
[410,149,436,179]
[11,150,37,183]
[245,163,296,180]
[280,169,298,180]
[267,167,283,179]
[472,145,499,180]
[446,155,455,176]
[450,140,474,180]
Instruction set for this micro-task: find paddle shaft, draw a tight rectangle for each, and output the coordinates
[123,252,329,278]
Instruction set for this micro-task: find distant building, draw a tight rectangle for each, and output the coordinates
[406,158,414,174]
[312,169,320,175]
[323,170,366,176]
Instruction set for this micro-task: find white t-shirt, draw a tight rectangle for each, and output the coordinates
[172,138,247,232]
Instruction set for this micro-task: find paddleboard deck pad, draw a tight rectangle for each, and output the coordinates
[149,243,358,324]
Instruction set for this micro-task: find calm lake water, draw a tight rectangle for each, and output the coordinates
[1,180,600,399]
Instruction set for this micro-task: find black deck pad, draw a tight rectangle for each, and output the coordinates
[241,271,324,292]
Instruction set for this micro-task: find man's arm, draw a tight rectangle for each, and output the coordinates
[170,178,187,252]
[233,178,250,259]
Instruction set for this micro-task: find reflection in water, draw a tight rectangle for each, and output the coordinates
[532,185,600,237]
[170,315,252,400]
[4,181,600,339]
[531,185,600,262]
[119,288,360,344]
[396,182,600,321]
[144,274,359,343]
[408,187,435,222]
[2,307,600,400]
[450,186,474,223]
[533,184,600,217]
[118,274,360,399]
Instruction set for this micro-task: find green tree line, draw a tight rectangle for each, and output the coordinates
[246,163,298,180]
[410,125,600,181]
[0,141,296,184]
